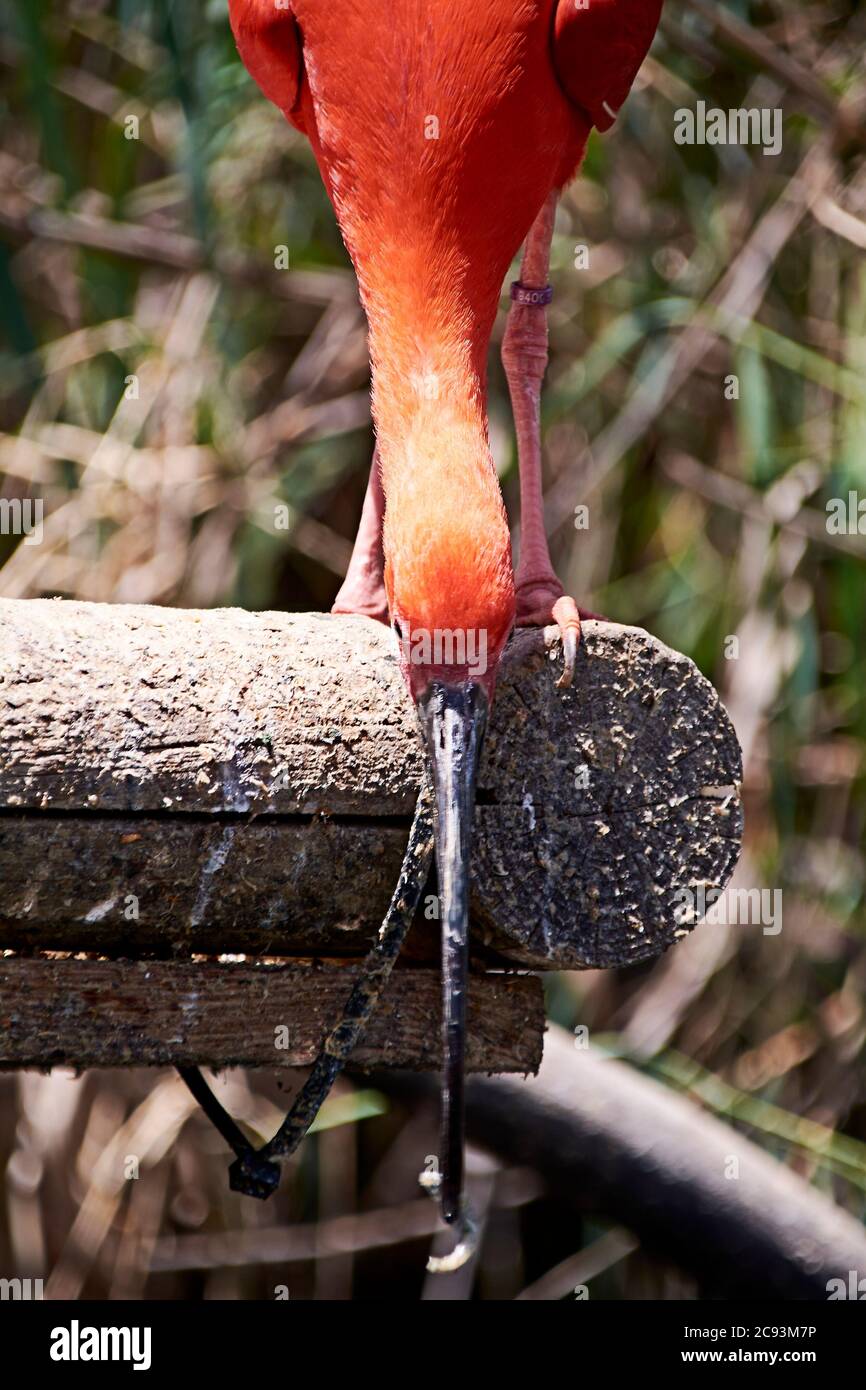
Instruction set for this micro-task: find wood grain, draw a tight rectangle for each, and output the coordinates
[0,957,544,1073]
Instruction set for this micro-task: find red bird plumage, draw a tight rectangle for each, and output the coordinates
[229,0,663,1264]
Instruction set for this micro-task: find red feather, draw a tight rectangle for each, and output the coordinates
[552,0,663,131]
[229,0,306,129]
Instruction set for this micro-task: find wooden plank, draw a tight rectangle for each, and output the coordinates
[0,957,544,1074]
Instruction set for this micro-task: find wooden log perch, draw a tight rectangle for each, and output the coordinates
[0,599,742,967]
[0,598,741,1072]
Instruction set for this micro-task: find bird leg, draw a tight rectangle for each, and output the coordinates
[502,191,586,688]
[331,446,389,623]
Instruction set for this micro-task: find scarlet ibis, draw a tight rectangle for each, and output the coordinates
[229,0,663,1262]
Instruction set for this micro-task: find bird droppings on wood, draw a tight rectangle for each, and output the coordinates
[0,600,742,970]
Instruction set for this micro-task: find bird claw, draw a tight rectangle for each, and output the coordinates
[552,595,581,689]
[514,583,587,689]
[330,594,389,624]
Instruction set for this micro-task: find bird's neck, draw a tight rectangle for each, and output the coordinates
[373,347,487,487]
[362,244,497,503]
[350,237,516,647]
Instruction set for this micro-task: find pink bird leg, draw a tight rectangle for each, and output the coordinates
[502,191,597,688]
[331,446,389,623]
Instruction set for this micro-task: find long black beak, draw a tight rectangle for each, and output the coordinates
[416,680,488,1226]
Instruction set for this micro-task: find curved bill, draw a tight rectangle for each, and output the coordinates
[415,679,489,1225]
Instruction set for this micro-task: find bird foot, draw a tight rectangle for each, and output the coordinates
[331,582,389,625]
[515,578,601,689]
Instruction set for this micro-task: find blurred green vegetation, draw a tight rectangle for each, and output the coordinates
[1,0,865,1299]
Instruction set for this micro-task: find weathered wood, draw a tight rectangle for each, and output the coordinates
[0,599,742,969]
[0,815,425,959]
[0,958,543,1073]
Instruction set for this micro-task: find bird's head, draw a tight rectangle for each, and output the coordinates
[386,492,514,708]
[383,403,514,697]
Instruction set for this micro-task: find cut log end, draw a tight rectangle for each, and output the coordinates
[478,624,743,967]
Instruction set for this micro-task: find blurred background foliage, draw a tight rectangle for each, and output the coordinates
[1,0,865,1299]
